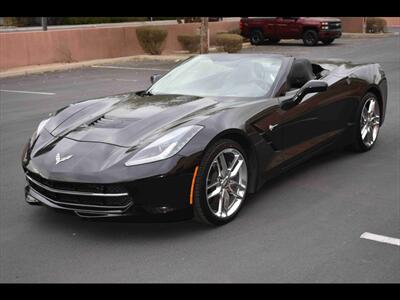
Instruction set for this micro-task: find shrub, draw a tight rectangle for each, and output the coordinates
[216,34,243,53]
[227,28,241,35]
[136,26,168,55]
[366,17,387,33]
[177,35,201,53]
[7,17,37,27]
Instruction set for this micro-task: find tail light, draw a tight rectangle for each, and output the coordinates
[240,19,244,30]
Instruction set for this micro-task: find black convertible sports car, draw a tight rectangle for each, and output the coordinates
[22,54,387,225]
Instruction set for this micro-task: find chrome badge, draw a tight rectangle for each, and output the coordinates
[55,153,73,165]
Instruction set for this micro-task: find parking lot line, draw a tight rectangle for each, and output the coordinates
[91,65,169,71]
[0,89,55,96]
[115,78,138,82]
[360,232,400,247]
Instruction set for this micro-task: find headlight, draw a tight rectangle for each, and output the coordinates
[31,118,50,142]
[125,125,203,166]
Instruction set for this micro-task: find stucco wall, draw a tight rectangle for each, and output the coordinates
[339,17,364,33]
[0,21,239,70]
[381,17,400,26]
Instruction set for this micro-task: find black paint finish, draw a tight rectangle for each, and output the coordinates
[21,54,387,220]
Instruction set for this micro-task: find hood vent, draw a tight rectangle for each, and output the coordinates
[87,115,137,129]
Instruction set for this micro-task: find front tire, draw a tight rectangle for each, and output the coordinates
[322,38,335,45]
[302,29,318,46]
[193,139,248,226]
[351,92,381,152]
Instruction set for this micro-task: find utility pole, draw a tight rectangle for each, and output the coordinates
[200,17,209,54]
[41,17,47,31]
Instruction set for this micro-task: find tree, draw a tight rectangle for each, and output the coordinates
[200,17,209,53]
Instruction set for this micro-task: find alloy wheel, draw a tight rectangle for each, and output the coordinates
[205,148,248,218]
[360,97,380,147]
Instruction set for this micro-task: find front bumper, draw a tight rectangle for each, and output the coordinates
[319,30,342,39]
[24,170,195,221]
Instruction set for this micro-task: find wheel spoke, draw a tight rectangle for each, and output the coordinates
[366,126,373,144]
[368,99,376,114]
[230,180,246,190]
[362,107,369,123]
[230,159,244,178]
[371,115,380,126]
[229,154,239,172]
[361,124,369,140]
[213,160,222,178]
[207,180,220,190]
[218,154,228,177]
[372,125,379,141]
[207,185,222,199]
[229,188,244,200]
[222,189,231,215]
[216,192,224,217]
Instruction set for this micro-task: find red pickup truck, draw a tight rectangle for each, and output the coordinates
[240,17,342,46]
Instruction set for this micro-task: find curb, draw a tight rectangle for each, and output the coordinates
[342,32,399,39]
[0,54,192,78]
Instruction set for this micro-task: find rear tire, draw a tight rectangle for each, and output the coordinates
[193,139,248,226]
[250,29,264,45]
[302,29,318,46]
[351,92,381,152]
[322,38,335,45]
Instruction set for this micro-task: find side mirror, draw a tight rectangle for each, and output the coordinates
[281,80,328,110]
[150,74,162,84]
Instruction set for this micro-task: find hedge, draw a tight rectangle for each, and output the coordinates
[216,34,243,53]
[366,17,388,33]
[177,35,201,53]
[136,26,168,55]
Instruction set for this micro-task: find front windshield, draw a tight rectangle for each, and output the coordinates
[148,55,283,98]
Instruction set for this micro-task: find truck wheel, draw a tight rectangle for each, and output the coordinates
[250,29,264,45]
[322,38,335,45]
[302,30,318,46]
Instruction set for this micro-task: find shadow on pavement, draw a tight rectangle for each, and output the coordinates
[243,147,356,210]
[254,41,345,47]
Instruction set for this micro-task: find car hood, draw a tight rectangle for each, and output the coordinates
[305,17,341,22]
[43,92,245,149]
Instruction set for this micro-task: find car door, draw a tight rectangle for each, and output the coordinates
[275,17,301,39]
[261,17,278,39]
[250,94,324,172]
[252,80,354,171]
[273,76,356,162]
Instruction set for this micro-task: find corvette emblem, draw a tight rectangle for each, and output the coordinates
[269,124,278,131]
[55,153,73,165]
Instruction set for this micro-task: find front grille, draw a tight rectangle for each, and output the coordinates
[26,172,132,211]
[328,22,341,30]
[26,171,126,194]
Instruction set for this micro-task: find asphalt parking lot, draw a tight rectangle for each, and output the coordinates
[0,34,399,283]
